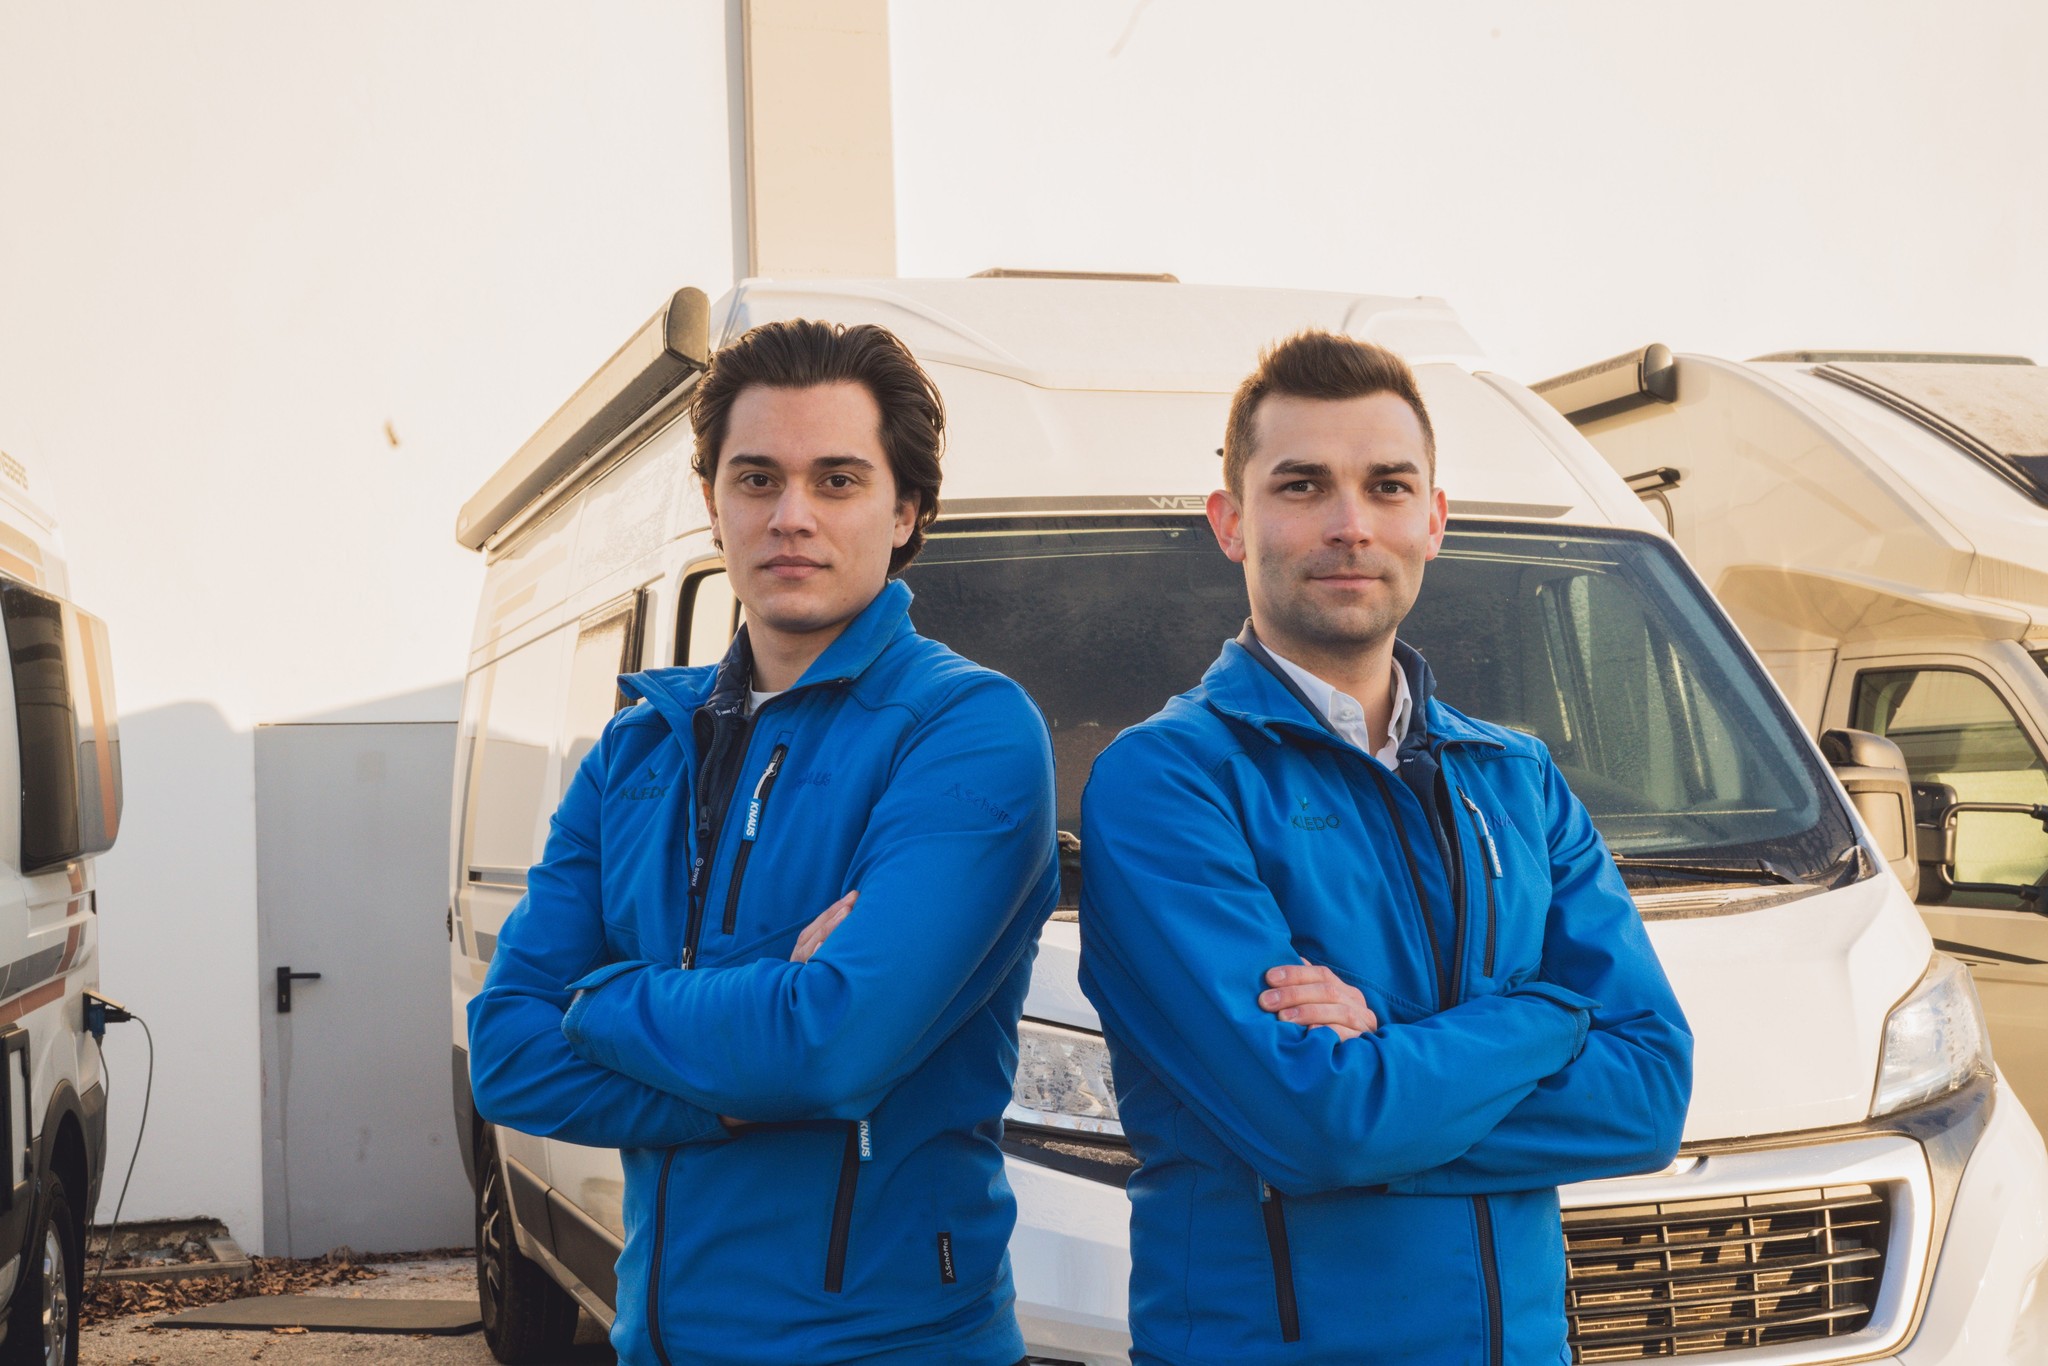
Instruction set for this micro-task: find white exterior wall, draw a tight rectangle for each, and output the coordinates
[0,2,739,1252]
[1,0,2045,1251]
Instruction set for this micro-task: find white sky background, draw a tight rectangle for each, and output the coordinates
[894,1,2048,380]
[0,0,2044,1242]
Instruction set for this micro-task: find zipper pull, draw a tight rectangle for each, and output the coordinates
[743,744,788,843]
[857,1119,873,1163]
[1257,1173,1273,1203]
[680,944,694,971]
[1459,789,1502,879]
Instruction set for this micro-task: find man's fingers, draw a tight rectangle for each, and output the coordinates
[1259,982,1367,1012]
[1276,1003,1367,1026]
[792,890,860,962]
[1264,962,1343,988]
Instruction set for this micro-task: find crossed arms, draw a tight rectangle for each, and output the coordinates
[1077,732,1693,1198]
[466,680,1057,1147]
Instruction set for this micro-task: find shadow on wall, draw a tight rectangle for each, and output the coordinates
[85,679,462,1256]
[89,700,263,1244]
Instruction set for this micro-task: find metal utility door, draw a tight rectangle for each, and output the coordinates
[257,721,469,1257]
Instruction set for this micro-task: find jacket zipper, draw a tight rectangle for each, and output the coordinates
[1475,1195,1504,1366]
[1360,772,1449,1009]
[721,741,789,934]
[1459,788,1502,977]
[1257,1176,1301,1344]
[646,1150,677,1366]
[824,1120,866,1292]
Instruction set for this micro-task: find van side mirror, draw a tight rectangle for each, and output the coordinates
[1912,779,2048,911]
[1820,728,1917,899]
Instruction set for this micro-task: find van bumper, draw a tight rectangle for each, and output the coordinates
[1006,1077,2048,1366]
[1898,1076,2048,1363]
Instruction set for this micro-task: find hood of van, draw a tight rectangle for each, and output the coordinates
[1024,872,1934,1143]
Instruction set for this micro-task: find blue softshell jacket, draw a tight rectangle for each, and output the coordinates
[1078,630,1693,1365]
[467,580,1058,1366]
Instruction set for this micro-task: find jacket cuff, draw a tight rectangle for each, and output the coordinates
[1505,981,1597,1061]
[561,960,655,1063]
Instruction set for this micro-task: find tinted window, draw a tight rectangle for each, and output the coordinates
[903,517,1855,887]
[0,583,121,872]
[678,568,739,667]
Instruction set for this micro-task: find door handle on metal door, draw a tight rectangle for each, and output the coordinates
[276,966,323,1013]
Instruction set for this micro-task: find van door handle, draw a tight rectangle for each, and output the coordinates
[275,966,323,1014]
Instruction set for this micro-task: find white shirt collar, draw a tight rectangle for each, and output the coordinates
[1262,647,1413,771]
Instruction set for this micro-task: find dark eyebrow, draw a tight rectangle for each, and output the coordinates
[1266,459,1332,480]
[1367,461,1422,479]
[725,453,879,472]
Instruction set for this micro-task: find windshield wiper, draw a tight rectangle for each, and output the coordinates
[1611,855,1797,886]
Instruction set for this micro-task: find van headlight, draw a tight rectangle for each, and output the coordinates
[1870,954,1992,1118]
[1006,1019,1122,1136]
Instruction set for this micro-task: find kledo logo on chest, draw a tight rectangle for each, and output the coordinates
[623,763,669,801]
[1291,796,1342,832]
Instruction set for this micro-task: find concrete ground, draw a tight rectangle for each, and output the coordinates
[82,1257,615,1365]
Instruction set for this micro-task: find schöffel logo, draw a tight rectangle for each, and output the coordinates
[1291,796,1341,832]
[623,763,668,801]
[942,781,1015,828]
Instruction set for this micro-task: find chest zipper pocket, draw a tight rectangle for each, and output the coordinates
[1257,1176,1301,1344]
[824,1120,869,1292]
[1458,789,1503,978]
[722,739,790,935]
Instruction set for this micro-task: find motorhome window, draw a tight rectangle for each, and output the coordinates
[562,595,643,791]
[1852,666,2048,897]
[0,584,121,873]
[904,518,1854,890]
[466,633,564,875]
[678,568,739,666]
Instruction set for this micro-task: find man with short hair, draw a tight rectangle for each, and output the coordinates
[1079,331,1693,1364]
[469,319,1058,1366]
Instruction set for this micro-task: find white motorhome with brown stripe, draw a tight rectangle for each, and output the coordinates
[0,452,121,1365]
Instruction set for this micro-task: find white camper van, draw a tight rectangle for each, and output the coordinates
[0,454,119,1366]
[1535,349,2048,1133]
[449,281,2048,1365]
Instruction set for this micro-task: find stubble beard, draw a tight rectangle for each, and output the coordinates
[1254,553,1419,659]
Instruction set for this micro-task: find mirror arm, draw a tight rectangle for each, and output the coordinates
[1936,802,2048,911]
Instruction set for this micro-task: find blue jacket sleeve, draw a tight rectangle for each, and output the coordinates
[1387,748,1694,1196]
[558,677,1057,1122]
[466,717,728,1149]
[1077,732,1595,1199]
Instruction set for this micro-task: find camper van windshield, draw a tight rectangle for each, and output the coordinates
[902,515,1856,891]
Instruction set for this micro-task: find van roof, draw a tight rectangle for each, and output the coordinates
[462,276,1643,553]
[718,276,1487,393]
[1806,360,2048,508]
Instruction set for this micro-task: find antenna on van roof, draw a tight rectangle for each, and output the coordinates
[455,287,711,551]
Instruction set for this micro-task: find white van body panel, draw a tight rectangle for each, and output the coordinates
[451,280,2045,1363]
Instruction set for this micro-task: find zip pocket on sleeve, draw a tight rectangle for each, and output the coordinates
[1257,1176,1301,1344]
[824,1120,864,1292]
[722,739,789,935]
[1459,789,1503,978]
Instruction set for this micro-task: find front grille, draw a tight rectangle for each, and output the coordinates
[1564,1185,1892,1362]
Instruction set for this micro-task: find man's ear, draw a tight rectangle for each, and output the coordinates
[1206,488,1247,565]
[892,492,918,548]
[702,478,721,549]
[1421,482,1449,562]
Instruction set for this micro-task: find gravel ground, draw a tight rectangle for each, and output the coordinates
[81,1257,615,1365]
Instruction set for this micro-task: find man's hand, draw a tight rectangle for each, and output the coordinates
[1259,961,1378,1041]
[792,890,858,963]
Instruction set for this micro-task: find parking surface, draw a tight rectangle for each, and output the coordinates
[82,1257,615,1365]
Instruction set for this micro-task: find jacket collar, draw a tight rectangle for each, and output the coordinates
[1208,621,1500,753]
[620,578,917,732]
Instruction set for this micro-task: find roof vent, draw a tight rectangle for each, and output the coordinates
[0,452,26,490]
[971,268,1179,283]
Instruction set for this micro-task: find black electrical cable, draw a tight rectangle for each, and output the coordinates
[90,1012,152,1284]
